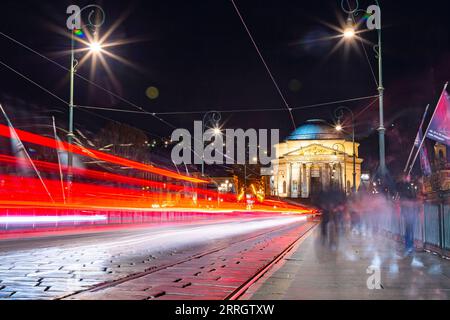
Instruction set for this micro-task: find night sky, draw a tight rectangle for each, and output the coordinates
[0,0,449,174]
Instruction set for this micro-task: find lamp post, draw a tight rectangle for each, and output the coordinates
[201,111,221,177]
[340,0,386,177]
[376,21,386,177]
[67,5,105,198]
[335,106,356,193]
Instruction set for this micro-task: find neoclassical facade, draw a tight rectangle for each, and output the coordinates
[270,119,363,198]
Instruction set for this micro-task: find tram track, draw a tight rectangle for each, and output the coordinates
[60,218,317,300]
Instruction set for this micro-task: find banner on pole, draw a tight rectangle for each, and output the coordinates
[414,123,432,176]
[426,90,450,147]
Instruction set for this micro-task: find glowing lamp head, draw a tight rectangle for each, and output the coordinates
[213,127,222,136]
[89,41,103,53]
[343,16,356,39]
[343,27,355,39]
[336,124,343,132]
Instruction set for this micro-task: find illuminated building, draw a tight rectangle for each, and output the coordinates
[270,119,363,198]
[422,143,450,193]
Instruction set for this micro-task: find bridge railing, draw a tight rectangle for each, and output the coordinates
[380,192,450,257]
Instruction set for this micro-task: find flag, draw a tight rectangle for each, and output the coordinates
[415,123,432,176]
[414,128,421,147]
[426,87,450,146]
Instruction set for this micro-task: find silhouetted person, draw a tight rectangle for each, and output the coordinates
[347,192,361,234]
[313,191,329,244]
[315,189,342,249]
[396,175,419,255]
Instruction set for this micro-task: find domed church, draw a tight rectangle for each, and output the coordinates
[270,119,363,199]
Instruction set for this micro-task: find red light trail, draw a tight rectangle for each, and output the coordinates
[0,154,238,202]
[0,125,313,233]
[0,124,206,184]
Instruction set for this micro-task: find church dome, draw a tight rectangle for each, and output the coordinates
[287,119,345,140]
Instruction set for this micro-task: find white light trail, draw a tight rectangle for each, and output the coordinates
[0,215,107,224]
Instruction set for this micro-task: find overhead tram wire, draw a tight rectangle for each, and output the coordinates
[347,7,379,88]
[353,96,379,121]
[0,30,378,160]
[76,94,379,115]
[0,59,68,106]
[0,42,378,183]
[0,58,109,124]
[0,31,377,129]
[0,31,176,130]
[0,35,377,120]
[0,42,378,133]
[0,21,381,186]
[0,31,246,175]
[0,58,164,141]
[0,31,194,167]
[0,51,220,172]
[230,0,296,130]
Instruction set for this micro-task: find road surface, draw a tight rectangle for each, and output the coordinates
[0,214,314,300]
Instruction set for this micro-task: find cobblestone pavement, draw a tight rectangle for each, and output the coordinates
[244,227,450,300]
[66,221,316,300]
[0,215,311,300]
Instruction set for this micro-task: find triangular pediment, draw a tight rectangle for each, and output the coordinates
[283,144,345,157]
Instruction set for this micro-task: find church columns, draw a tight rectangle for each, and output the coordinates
[335,163,343,191]
[290,163,300,198]
[341,159,349,194]
[282,163,290,196]
[273,164,279,196]
[338,162,344,192]
[300,163,305,198]
[330,162,343,191]
[329,163,334,190]
[298,162,302,198]
[328,162,348,193]
[287,163,292,197]
[320,164,325,191]
[330,163,335,190]
[328,163,332,190]
[320,163,332,192]
[270,137,363,198]
[305,163,312,198]
[290,162,349,197]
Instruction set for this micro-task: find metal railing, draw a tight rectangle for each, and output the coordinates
[381,193,450,256]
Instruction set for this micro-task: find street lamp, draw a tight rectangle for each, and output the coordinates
[213,127,222,136]
[335,106,356,193]
[201,111,222,177]
[340,1,386,179]
[343,16,356,39]
[67,5,105,199]
[68,39,103,160]
[88,41,103,53]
